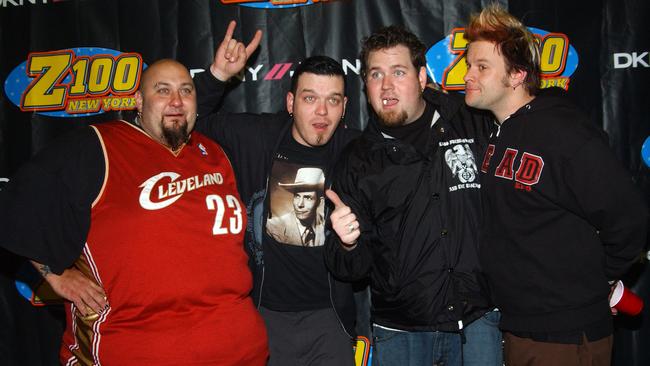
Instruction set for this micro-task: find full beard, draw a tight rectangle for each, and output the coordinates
[377,109,409,127]
[162,119,189,151]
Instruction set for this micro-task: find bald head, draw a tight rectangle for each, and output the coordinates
[139,59,192,91]
[135,59,197,151]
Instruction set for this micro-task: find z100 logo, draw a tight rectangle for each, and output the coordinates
[221,0,331,9]
[426,27,579,91]
[4,48,144,118]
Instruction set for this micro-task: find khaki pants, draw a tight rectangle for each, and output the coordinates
[504,332,612,366]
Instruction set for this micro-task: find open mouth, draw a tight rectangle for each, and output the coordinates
[312,123,329,131]
[382,98,398,107]
[164,113,187,124]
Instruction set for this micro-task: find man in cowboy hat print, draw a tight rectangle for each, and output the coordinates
[267,167,326,247]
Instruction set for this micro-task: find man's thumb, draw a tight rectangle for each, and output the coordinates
[325,189,344,208]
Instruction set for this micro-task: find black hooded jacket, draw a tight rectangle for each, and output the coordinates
[325,89,495,332]
[479,88,648,333]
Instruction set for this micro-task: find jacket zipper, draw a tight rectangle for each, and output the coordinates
[256,175,271,310]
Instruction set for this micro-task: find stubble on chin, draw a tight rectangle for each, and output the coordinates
[377,110,408,127]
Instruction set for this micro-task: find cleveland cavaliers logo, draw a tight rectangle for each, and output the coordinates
[139,171,224,210]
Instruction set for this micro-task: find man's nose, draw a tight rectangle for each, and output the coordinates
[315,100,328,116]
[463,67,474,83]
[169,90,183,106]
[381,74,394,90]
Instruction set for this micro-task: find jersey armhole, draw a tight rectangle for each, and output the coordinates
[90,125,109,208]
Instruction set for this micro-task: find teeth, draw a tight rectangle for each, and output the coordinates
[382,99,388,105]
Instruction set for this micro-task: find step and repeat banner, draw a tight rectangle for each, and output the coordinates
[1,0,648,365]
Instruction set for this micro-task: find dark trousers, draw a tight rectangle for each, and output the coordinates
[260,306,356,366]
[504,332,613,366]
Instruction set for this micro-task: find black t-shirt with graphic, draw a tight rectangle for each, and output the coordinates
[261,133,331,311]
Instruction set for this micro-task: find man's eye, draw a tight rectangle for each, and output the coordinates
[394,70,405,76]
[370,71,383,80]
[304,96,315,102]
[180,88,193,96]
[328,97,341,105]
[157,88,170,95]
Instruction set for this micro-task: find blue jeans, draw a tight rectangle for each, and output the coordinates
[372,310,502,366]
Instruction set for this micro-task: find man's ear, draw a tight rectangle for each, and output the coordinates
[135,90,143,113]
[418,66,427,90]
[286,91,295,114]
[510,68,528,90]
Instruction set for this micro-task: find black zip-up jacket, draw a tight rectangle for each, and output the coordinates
[325,89,494,332]
[193,70,361,337]
[480,88,648,333]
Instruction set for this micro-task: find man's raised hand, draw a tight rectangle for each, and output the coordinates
[210,20,263,81]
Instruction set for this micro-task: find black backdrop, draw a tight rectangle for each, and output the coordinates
[1,1,648,364]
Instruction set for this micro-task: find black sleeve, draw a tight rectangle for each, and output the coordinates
[194,68,228,119]
[192,68,287,156]
[324,144,376,281]
[0,127,104,274]
[564,133,649,279]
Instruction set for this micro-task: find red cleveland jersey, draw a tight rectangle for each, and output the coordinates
[60,121,267,365]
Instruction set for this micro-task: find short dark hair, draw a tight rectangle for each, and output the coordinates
[360,25,426,79]
[290,55,346,94]
[465,5,541,95]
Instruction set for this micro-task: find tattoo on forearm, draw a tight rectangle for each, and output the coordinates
[38,264,52,277]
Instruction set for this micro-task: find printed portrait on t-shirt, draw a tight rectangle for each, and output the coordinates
[266,162,325,247]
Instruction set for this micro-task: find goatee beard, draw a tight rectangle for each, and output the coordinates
[377,110,408,127]
[163,121,189,151]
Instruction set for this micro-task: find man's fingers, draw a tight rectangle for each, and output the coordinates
[71,296,91,316]
[326,189,344,208]
[331,206,352,221]
[225,38,238,59]
[338,226,360,249]
[245,29,263,57]
[338,213,357,229]
[88,287,108,309]
[83,299,103,315]
[221,20,236,47]
[234,43,245,61]
[76,302,99,318]
[53,267,109,315]
[79,286,108,315]
[343,219,359,235]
